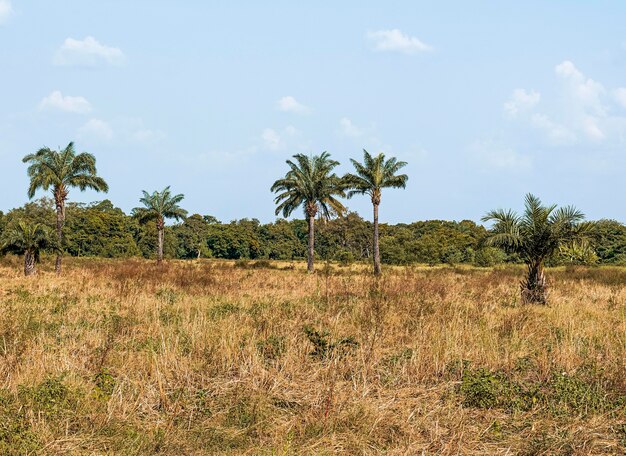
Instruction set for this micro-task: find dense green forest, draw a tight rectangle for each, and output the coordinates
[2,197,625,266]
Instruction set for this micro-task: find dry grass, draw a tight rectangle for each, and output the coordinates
[0,257,624,455]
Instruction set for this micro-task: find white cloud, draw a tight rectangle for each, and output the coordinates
[78,118,113,141]
[260,126,303,151]
[277,96,310,114]
[38,90,92,114]
[54,36,125,67]
[614,88,626,108]
[261,128,282,151]
[367,29,433,54]
[530,113,576,145]
[470,139,531,170]
[506,60,626,145]
[0,0,13,24]
[339,117,363,137]
[555,60,606,116]
[504,89,540,117]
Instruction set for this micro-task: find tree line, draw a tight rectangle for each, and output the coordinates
[3,142,626,304]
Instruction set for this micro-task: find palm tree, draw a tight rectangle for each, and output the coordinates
[132,186,187,264]
[271,152,346,273]
[1,221,55,276]
[344,150,408,275]
[22,142,108,274]
[482,193,593,304]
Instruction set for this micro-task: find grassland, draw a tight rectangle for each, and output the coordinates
[0,257,624,454]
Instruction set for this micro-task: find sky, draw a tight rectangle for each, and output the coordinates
[1,1,626,224]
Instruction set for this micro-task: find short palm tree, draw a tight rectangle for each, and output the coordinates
[22,142,108,274]
[482,193,593,304]
[344,150,408,275]
[132,186,187,264]
[1,221,55,276]
[271,152,346,273]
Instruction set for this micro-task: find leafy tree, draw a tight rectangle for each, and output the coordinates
[344,150,408,274]
[22,142,108,274]
[271,152,346,273]
[482,194,592,304]
[174,214,211,259]
[64,200,141,257]
[132,187,187,264]
[589,219,626,264]
[1,221,55,276]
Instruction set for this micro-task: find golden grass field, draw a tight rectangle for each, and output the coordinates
[0,257,624,455]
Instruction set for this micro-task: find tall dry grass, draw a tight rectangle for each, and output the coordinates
[0,257,624,454]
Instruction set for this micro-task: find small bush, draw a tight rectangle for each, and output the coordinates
[303,325,358,360]
[256,335,286,361]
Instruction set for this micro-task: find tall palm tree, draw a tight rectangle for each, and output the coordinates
[1,221,55,276]
[482,193,593,304]
[344,150,408,275]
[132,186,187,264]
[22,142,108,274]
[271,152,346,273]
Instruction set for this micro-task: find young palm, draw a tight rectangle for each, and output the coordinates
[344,150,408,275]
[1,221,55,276]
[482,193,592,304]
[132,186,187,264]
[22,142,108,274]
[271,152,346,273]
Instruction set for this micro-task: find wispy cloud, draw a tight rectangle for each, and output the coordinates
[78,118,114,141]
[0,0,13,24]
[504,89,540,117]
[38,91,92,114]
[54,36,125,67]
[277,96,310,114]
[470,139,531,170]
[261,126,303,152]
[339,117,364,137]
[367,29,433,54]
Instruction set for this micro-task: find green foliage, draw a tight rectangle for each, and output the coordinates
[303,325,358,360]
[482,194,593,267]
[65,200,141,257]
[344,149,408,203]
[132,186,188,224]
[459,366,624,415]
[459,368,540,411]
[474,247,507,267]
[256,335,286,361]
[22,142,109,200]
[0,391,40,454]
[94,369,116,400]
[271,152,347,219]
[18,376,80,418]
[1,219,55,259]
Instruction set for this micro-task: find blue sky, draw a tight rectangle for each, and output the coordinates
[1,1,626,223]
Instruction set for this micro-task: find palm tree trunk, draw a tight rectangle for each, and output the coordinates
[521,261,548,304]
[307,213,315,273]
[157,218,164,265]
[373,202,381,275]
[54,199,64,275]
[24,250,36,276]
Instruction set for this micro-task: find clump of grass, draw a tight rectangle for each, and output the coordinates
[303,325,358,360]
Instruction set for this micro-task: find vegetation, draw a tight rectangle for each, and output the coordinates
[344,150,408,275]
[482,194,592,304]
[22,142,108,274]
[132,187,188,264]
[271,152,346,273]
[0,221,54,275]
[0,258,622,454]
